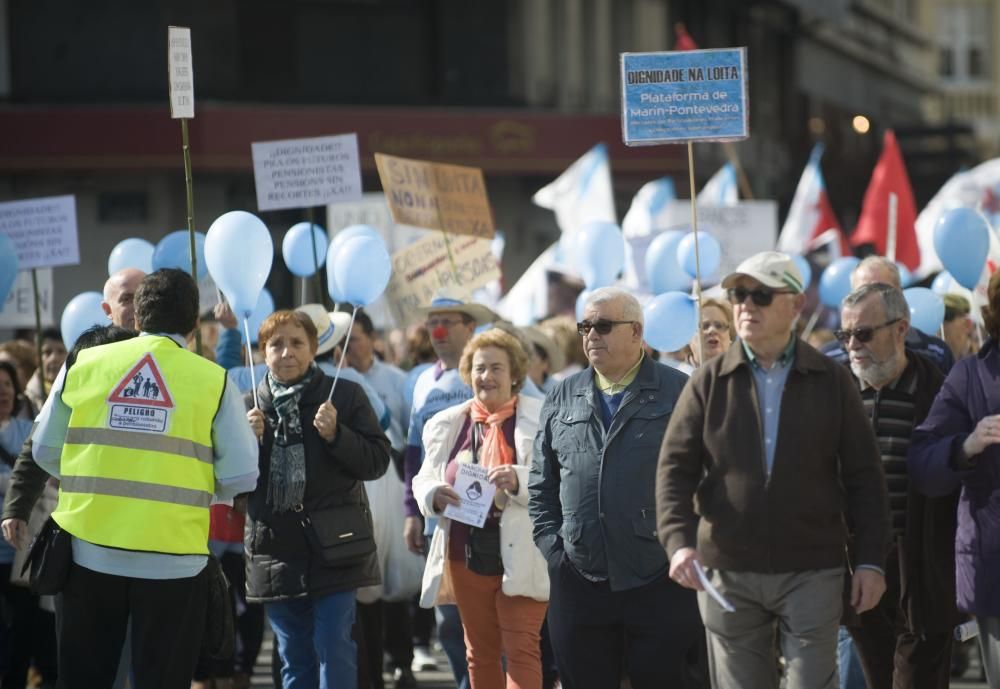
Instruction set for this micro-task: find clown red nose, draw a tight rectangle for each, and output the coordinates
[432,325,449,340]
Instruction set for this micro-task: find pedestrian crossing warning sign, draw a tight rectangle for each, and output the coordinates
[107,354,174,433]
[108,354,175,408]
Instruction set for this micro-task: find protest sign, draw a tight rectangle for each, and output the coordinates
[620,48,748,145]
[0,269,53,328]
[384,232,501,326]
[167,26,194,119]
[0,195,79,270]
[253,133,363,211]
[625,201,777,290]
[374,153,495,238]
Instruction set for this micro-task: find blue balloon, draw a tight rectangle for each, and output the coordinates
[934,207,991,289]
[282,223,329,277]
[573,222,625,289]
[60,292,107,351]
[896,262,914,288]
[329,225,382,261]
[205,211,274,317]
[645,231,692,294]
[904,287,945,335]
[152,231,208,280]
[818,256,860,308]
[0,234,19,307]
[241,288,275,344]
[676,231,721,281]
[931,271,955,295]
[643,292,698,352]
[791,255,813,290]
[332,236,392,307]
[108,238,154,276]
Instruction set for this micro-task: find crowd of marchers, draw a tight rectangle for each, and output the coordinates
[0,250,997,689]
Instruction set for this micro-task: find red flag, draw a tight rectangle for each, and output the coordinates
[850,130,921,270]
[674,23,698,51]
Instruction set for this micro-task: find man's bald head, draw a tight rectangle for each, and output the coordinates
[102,267,145,329]
[850,256,901,290]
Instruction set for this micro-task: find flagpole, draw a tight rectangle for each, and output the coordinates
[687,142,704,362]
[886,192,898,263]
[31,269,47,398]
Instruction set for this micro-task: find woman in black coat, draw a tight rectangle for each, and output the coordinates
[246,310,390,689]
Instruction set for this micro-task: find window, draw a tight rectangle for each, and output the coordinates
[937,4,991,83]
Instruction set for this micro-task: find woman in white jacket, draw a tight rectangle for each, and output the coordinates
[413,328,549,689]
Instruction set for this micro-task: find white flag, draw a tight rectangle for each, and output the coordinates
[696,163,738,207]
[533,143,617,235]
[622,177,678,239]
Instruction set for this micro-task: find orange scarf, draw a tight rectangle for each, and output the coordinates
[469,397,517,468]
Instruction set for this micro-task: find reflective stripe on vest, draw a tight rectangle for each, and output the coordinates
[54,335,225,555]
[64,428,214,464]
[59,475,213,509]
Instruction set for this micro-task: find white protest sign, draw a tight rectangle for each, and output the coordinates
[0,195,79,270]
[167,26,194,119]
[252,133,363,212]
[0,269,54,328]
[443,463,496,528]
[625,201,777,289]
[384,232,501,326]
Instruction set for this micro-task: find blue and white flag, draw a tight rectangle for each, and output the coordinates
[622,177,678,238]
[533,143,617,235]
[696,163,738,206]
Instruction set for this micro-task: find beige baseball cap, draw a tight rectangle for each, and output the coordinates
[721,251,805,294]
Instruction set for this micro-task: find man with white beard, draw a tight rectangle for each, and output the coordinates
[837,282,958,689]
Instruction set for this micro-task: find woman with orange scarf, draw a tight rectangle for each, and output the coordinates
[413,329,549,689]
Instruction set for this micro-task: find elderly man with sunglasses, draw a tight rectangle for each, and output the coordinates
[835,282,958,689]
[529,286,703,689]
[657,251,890,689]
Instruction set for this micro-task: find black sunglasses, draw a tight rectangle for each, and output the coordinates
[833,319,901,344]
[726,287,796,307]
[577,319,636,336]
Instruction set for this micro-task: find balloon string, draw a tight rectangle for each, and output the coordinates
[243,316,259,409]
[302,278,307,306]
[328,306,358,403]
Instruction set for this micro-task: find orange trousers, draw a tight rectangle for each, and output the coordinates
[447,559,548,689]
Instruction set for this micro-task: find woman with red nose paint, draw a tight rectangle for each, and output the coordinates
[413,329,549,689]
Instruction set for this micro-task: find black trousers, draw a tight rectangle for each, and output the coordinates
[847,547,952,689]
[57,562,208,689]
[546,555,706,689]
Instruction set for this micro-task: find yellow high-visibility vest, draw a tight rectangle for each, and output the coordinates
[55,335,225,555]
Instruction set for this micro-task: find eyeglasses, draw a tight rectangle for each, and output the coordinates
[576,319,636,336]
[726,287,796,307]
[427,317,469,329]
[700,320,728,333]
[833,319,901,344]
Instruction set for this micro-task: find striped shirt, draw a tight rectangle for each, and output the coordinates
[857,360,919,537]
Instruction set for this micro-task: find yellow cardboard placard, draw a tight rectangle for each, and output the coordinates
[374,153,495,239]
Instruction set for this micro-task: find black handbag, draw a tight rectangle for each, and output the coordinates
[20,517,72,595]
[300,502,376,567]
[464,423,504,577]
[201,555,235,660]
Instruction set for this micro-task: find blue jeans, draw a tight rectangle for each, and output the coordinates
[436,604,470,689]
[267,590,357,689]
[838,626,866,689]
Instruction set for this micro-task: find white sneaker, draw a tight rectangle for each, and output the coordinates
[411,646,439,672]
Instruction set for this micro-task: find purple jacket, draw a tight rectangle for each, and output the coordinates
[909,340,1000,617]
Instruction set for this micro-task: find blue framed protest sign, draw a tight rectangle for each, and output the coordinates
[620,48,749,146]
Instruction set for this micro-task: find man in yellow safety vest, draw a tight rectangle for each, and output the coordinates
[31,268,259,689]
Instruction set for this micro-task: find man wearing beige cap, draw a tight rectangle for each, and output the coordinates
[656,251,890,689]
